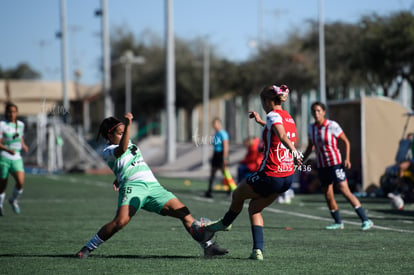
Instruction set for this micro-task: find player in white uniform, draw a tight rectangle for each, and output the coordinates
[0,103,28,216]
[303,101,373,231]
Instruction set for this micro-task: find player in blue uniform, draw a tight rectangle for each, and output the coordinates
[205,118,236,197]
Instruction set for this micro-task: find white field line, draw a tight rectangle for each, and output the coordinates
[191,195,414,234]
[46,175,109,188]
[45,176,414,234]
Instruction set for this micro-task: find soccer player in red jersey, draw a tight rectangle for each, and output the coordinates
[204,84,302,260]
[302,101,373,231]
[237,136,263,183]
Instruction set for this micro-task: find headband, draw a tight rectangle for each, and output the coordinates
[108,122,123,133]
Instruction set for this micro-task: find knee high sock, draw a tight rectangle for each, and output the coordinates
[251,225,264,251]
[85,234,105,251]
[0,192,5,207]
[330,210,342,224]
[223,168,237,191]
[354,206,368,222]
[11,187,23,201]
[222,210,239,226]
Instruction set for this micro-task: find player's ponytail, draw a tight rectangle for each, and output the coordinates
[96,117,123,141]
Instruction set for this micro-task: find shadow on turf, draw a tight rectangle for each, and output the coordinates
[0,253,200,259]
[91,254,200,259]
[0,253,260,261]
[0,254,76,258]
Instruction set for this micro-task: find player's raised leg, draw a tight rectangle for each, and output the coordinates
[161,197,229,257]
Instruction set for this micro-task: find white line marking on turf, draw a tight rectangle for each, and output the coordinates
[192,194,414,234]
[261,206,414,233]
[45,176,414,234]
[45,175,108,187]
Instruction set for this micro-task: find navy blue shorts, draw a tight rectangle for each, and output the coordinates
[246,171,293,198]
[317,164,347,186]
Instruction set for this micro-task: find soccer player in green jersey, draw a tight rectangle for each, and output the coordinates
[0,102,29,216]
[77,113,228,258]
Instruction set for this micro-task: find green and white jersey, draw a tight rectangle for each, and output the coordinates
[102,140,157,186]
[0,120,25,160]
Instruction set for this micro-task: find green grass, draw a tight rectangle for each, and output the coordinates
[1,174,414,274]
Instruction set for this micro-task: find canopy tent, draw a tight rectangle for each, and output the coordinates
[329,96,414,191]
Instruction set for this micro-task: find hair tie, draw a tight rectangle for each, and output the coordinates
[273,84,289,95]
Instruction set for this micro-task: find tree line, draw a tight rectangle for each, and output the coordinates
[4,11,413,119]
[109,11,414,121]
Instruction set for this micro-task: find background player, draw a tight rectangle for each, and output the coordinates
[237,136,263,183]
[205,118,237,198]
[0,102,28,216]
[302,101,373,230]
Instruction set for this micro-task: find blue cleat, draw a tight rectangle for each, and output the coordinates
[325,223,344,230]
[361,220,373,231]
[8,199,20,214]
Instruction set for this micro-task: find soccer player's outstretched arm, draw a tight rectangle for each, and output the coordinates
[114,113,133,158]
[249,111,265,126]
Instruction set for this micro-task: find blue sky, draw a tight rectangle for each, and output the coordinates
[0,0,413,85]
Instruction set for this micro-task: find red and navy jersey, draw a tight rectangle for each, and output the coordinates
[308,119,343,168]
[259,109,297,177]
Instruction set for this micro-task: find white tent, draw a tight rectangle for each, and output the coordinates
[329,96,414,191]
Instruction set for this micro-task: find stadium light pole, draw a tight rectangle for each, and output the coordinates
[59,0,69,121]
[318,0,327,103]
[119,50,145,114]
[95,0,114,119]
[165,0,176,163]
[202,37,210,167]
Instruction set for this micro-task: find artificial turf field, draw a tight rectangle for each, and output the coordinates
[1,174,413,275]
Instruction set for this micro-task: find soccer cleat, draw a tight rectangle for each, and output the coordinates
[204,219,232,232]
[76,246,92,259]
[190,219,215,243]
[8,199,20,214]
[204,243,229,257]
[361,220,373,231]
[204,191,213,198]
[249,249,263,261]
[325,223,344,230]
[0,206,3,216]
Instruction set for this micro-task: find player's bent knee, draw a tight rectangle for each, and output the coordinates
[162,206,191,219]
[113,217,130,230]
